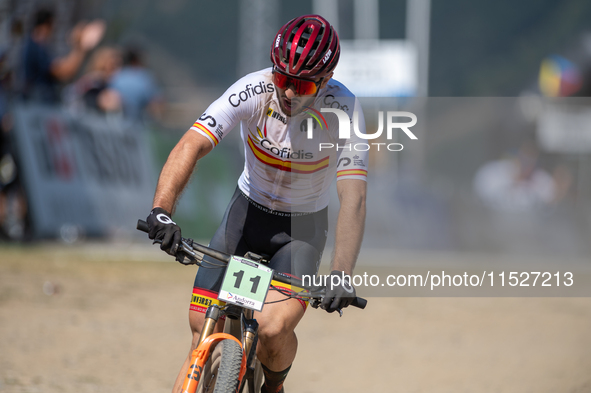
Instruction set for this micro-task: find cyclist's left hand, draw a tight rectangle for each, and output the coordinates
[321,270,356,313]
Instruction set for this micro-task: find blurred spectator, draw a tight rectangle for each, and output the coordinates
[21,8,105,103]
[473,142,571,212]
[0,50,27,240]
[110,46,163,122]
[64,46,122,114]
[4,19,24,94]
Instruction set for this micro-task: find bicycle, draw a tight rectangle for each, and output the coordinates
[137,219,367,393]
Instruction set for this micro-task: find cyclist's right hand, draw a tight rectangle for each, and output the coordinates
[146,207,181,256]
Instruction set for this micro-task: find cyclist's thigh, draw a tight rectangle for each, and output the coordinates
[190,188,249,328]
[254,240,321,334]
[268,239,322,279]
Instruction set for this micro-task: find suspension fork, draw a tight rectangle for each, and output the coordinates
[241,308,258,360]
[199,305,259,359]
[196,305,221,347]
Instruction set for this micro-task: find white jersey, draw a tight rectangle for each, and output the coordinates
[191,68,368,213]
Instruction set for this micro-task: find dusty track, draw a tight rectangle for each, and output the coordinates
[1,244,590,393]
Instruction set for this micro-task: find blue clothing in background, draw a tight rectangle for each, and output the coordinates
[110,67,159,121]
[22,36,58,103]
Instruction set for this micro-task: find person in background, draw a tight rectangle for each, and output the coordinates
[63,46,122,114]
[473,141,571,212]
[21,8,105,103]
[0,49,27,240]
[110,46,163,122]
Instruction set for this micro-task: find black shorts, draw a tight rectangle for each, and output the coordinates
[190,188,328,313]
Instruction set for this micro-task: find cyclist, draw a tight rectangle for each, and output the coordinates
[146,15,368,393]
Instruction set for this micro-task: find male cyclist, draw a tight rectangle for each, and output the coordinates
[146,15,368,393]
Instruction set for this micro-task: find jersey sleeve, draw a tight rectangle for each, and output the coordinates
[190,71,272,148]
[336,98,369,181]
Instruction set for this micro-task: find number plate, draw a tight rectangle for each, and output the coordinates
[218,256,273,312]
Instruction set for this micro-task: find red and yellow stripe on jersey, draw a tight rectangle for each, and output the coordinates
[337,169,368,178]
[192,122,220,146]
[247,135,329,174]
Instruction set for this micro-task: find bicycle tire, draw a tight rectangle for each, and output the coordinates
[197,339,243,393]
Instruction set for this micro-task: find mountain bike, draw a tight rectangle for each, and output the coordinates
[137,219,366,393]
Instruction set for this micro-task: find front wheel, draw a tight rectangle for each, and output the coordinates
[197,339,243,393]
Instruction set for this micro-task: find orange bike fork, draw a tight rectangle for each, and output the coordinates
[181,333,247,393]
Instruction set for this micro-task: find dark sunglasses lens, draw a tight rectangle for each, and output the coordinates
[273,72,317,95]
[294,79,318,95]
[273,72,289,89]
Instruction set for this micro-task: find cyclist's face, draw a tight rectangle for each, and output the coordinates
[273,71,331,117]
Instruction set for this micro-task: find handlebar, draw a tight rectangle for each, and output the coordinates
[137,219,149,232]
[138,219,232,264]
[137,219,367,310]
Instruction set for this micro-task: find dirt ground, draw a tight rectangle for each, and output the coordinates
[1,243,591,393]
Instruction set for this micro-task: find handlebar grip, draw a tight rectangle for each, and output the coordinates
[351,297,367,309]
[137,219,149,233]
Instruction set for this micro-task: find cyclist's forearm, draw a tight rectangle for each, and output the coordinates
[331,180,367,275]
[153,131,212,214]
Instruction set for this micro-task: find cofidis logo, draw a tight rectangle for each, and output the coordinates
[305,108,418,151]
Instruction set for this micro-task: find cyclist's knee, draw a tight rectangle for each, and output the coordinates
[256,292,305,344]
[257,319,298,361]
[257,315,292,343]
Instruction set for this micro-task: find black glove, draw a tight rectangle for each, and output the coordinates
[321,270,356,313]
[146,207,181,256]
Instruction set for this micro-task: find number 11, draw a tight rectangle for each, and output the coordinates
[233,270,262,294]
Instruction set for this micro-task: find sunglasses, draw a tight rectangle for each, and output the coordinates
[272,69,322,96]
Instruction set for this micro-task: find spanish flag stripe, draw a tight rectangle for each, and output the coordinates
[249,145,328,173]
[337,169,368,177]
[247,136,329,173]
[248,138,328,173]
[247,135,329,166]
[193,122,219,145]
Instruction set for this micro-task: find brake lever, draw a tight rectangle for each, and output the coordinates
[179,239,200,262]
[151,237,200,266]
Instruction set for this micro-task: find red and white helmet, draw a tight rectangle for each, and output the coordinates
[270,14,340,80]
